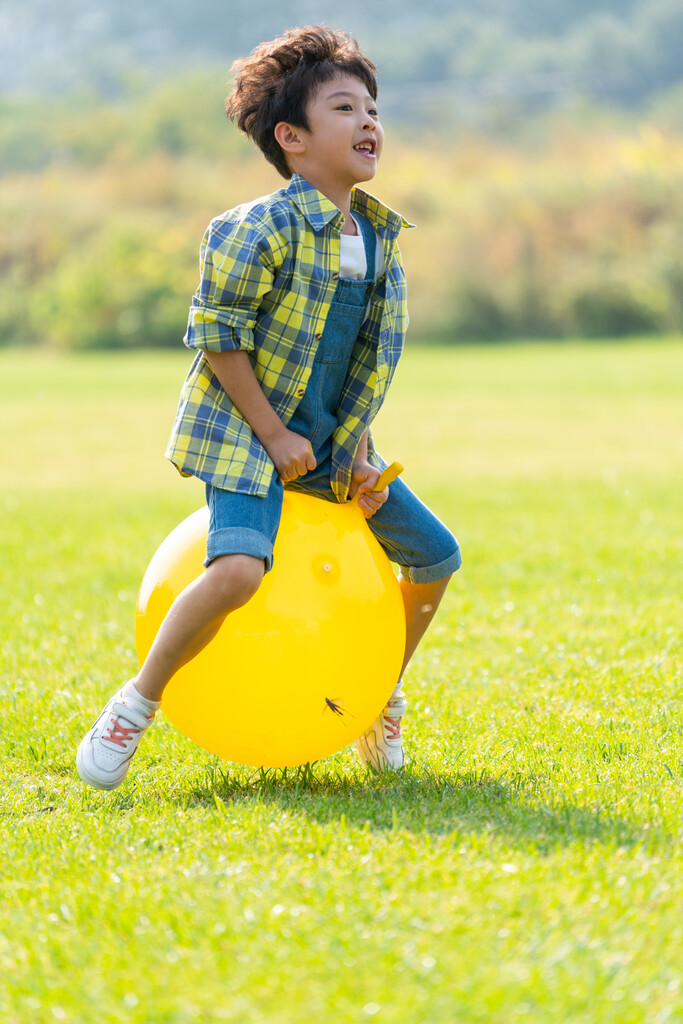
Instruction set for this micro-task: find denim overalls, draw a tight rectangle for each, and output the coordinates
[205,214,461,583]
[287,212,377,484]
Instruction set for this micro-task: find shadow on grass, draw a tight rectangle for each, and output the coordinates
[12,751,649,853]
[117,758,648,854]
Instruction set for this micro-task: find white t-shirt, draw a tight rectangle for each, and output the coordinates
[339,215,384,281]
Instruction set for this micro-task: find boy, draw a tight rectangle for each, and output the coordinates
[77,25,461,790]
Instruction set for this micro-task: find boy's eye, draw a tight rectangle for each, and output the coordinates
[334,102,380,117]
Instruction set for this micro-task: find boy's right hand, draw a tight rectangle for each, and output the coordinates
[266,429,317,483]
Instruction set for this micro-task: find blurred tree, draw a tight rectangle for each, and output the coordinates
[1,0,681,113]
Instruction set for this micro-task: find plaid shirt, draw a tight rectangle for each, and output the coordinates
[165,174,413,501]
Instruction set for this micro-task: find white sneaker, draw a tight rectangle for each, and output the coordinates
[76,685,156,790]
[356,689,407,771]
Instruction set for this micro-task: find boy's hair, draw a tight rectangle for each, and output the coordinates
[225,25,378,180]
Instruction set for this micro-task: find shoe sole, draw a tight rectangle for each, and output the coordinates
[355,734,404,771]
[76,741,127,791]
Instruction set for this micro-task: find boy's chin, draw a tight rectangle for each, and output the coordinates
[352,164,379,185]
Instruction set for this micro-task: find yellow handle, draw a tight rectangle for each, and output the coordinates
[375,461,404,490]
[352,460,404,505]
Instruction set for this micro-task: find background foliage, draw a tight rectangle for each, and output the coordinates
[4,0,683,109]
[1,0,682,348]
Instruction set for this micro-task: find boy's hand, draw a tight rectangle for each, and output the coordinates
[349,461,389,518]
[266,429,317,483]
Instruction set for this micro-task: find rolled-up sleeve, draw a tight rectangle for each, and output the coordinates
[185,216,279,354]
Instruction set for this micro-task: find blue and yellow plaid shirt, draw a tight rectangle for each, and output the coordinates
[166,174,413,501]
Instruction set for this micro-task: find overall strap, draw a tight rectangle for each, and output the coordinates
[354,212,377,284]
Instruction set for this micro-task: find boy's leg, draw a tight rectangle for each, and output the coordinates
[355,573,453,772]
[77,480,282,790]
[398,572,453,677]
[77,554,266,791]
[355,477,461,770]
[134,554,264,702]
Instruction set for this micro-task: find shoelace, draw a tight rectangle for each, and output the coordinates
[102,700,154,749]
[383,714,402,740]
[103,718,141,749]
[382,695,407,742]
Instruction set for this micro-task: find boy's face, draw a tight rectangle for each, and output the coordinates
[289,73,384,192]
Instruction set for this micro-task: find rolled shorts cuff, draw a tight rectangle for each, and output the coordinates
[204,527,274,571]
[396,545,462,585]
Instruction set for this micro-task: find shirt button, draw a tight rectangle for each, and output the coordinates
[297,388,305,397]
[332,272,340,280]
[315,332,323,340]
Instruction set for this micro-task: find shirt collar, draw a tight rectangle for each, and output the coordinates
[285,174,414,237]
[351,187,415,237]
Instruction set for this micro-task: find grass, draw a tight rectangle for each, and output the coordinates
[1,338,682,1023]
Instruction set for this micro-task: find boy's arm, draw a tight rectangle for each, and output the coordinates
[349,429,389,518]
[190,215,314,482]
[204,350,316,483]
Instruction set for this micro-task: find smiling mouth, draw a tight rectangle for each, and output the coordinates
[353,142,376,157]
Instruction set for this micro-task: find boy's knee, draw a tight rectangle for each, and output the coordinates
[205,554,264,611]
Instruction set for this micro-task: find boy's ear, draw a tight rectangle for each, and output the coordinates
[274,121,306,155]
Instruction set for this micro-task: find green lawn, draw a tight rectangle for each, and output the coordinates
[1,339,682,1023]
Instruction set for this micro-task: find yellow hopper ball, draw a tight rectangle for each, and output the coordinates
[134,464,406,768]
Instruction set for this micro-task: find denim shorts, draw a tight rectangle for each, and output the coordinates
[205,465,461,585]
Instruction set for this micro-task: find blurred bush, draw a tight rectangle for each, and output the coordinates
[0,81,682,346]
[389,123,683,341]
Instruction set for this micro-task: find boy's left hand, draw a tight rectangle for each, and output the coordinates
[349,461,389,518]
